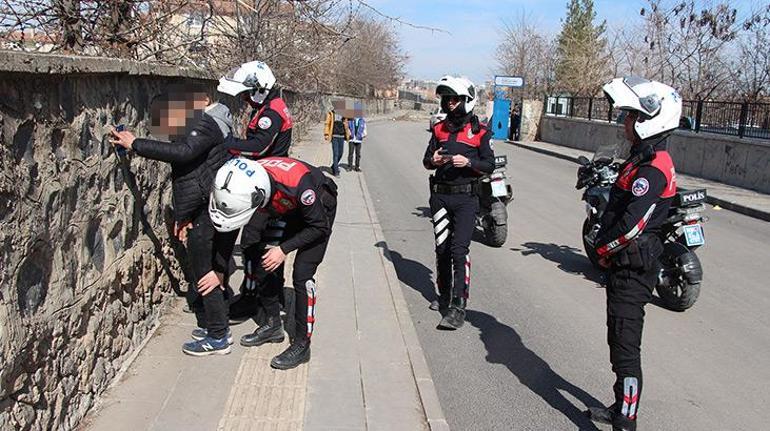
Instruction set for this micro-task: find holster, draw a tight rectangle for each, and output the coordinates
[612,235,662,271]
[321,177,338,211]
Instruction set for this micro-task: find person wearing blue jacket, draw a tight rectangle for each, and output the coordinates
[346,117,366,172]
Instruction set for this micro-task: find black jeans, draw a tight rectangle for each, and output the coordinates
[347,141,362,168]
[186,210,230,339]
[605,235,661,422]
[429,192,479,304]
[283,191,337,342]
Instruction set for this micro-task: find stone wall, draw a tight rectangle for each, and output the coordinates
[0,51,213,430]
[540,115,770,194]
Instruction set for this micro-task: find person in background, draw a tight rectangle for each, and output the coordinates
[511,104,522,141]
[346,116,366,172]
[324,108,350,177]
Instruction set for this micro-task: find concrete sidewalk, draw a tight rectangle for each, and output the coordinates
[81,123,447,431]
[511,140,770,222]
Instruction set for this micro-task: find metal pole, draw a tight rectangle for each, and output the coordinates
[588,97,593,121]
[695,100,703,133]
[738,102,749,138]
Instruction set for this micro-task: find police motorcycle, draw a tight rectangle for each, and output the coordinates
[477,148,513,247]
[576,142,707,311]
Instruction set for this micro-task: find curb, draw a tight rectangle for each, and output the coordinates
[509,140,770,223]
[357,173,450,431]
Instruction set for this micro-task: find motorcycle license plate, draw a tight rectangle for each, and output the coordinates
[491,179,507,197]
[683,224,705,247]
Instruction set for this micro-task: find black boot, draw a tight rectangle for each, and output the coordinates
[229,294,259,324]
[612,415,637,431]
[428,295,449,312]
[240,315,285,347]
[270,339,311,370]
[586,405,636,431]
[586,406,614,425]
[437,298,466,330]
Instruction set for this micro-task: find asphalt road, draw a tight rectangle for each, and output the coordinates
[358,119,770,431]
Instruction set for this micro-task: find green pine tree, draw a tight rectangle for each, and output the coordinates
[555,0,609,96]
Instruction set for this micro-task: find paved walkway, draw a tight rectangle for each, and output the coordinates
[512,140,770,222]
[81,119,447,431]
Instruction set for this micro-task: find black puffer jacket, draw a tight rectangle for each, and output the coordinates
[133,113,230,222]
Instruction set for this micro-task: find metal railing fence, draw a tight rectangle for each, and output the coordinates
[544,95,770,140]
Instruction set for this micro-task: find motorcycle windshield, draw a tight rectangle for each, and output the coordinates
[593,136,631,162]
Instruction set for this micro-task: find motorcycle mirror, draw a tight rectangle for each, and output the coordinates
[577,155,590,166]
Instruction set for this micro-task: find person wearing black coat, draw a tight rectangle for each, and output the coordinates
[111,97,236,356]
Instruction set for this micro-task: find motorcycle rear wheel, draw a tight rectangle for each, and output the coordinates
[655,242,702,311]
[483,201,508,247]
[656,281,700,311]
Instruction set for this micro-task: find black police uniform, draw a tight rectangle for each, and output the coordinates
[222,91,294,320]
[422,113,494,324]
[592,139,677,430]
[212,157,337,368]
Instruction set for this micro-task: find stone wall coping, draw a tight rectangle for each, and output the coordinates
[543,114,770,149]
[0,50,214,80]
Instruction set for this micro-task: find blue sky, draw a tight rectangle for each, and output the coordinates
[363,0,763,84]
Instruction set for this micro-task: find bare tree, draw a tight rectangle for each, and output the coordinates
[495,12,558,98]
[640,1,747,99]
[330,15,407,97]
[0,0,214,63]
[733,5,770,101]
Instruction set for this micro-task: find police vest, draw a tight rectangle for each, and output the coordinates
[616,150,677,198]
[257,157,309,215]
[249,97,293,132]
[432,121,488,148]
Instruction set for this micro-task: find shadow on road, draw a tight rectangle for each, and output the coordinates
[516,242,676,311]
[413,206,432,218]
[375,241,435,305]
[375,240,603,429]
[466,310,603,430]
[517,242,606,285]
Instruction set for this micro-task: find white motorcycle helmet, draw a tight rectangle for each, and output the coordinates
[436,75,477,113]
[217,60,277,105]
[602,76,682,140]
[209,158,272,232]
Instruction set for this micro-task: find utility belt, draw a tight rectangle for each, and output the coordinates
[429,176,480,195]
[611,234,663,271]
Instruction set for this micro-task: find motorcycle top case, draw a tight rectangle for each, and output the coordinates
[675,189,707,207]
[494,155,508,169]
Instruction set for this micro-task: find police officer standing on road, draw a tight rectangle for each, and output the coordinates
[423,76,495,330]
[216,60,294,326]
[586,77,682,431]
